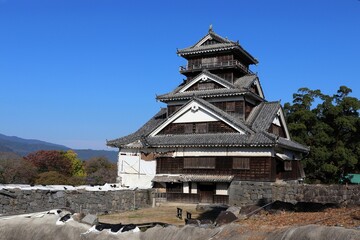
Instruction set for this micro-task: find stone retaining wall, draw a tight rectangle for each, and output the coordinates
[0,188,152,215]
[2,182,359,215]
[229,181,360,206]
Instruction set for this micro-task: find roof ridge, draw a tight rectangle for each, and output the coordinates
[246,102,265,127]
[234,74,257,89]
[208,31,234,44]
[189,30,234,49]
[251,102,282,132]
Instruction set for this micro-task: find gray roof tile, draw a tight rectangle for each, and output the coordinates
[107,100,308,153]
[107,108,167,147]
[177,31,258,64]
[248,102,281,131]
[156,71,263,102]
[146,132,273,148]
[234,74,257,89]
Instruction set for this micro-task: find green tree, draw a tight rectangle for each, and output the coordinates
[35,171,69,185]
[284,86,360,183]
[63,150,86,177]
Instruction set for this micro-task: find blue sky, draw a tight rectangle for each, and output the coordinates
[0,0,359,150]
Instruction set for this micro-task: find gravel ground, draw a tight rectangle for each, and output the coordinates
[100,203,360,229]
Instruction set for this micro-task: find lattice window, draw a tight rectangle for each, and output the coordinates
[184,123,193,134]
[233,157,250,170]
[195,123,208,133]
[166,183,183,193]
[184,157,216,169]
[284,161,292,171]
[226,102,236,112]
[198,82,215,90]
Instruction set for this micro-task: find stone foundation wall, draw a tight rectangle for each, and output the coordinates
[229,181,360,206]
[2,182,359,215]
[0,188,152,215]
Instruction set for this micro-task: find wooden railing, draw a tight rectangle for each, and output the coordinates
[166,193,200,203]
[154,192,229,204]
[179,60,252,74]
[213,195,229,204]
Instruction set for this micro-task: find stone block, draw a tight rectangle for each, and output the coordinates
[56,191,64,198]
[81,214,98,226]
[250,194,258,200]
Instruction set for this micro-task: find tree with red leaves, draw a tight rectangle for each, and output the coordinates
[24,150,72,176]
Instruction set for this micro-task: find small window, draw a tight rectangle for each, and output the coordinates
[184,123,193,134]
[272,125,280,135]
[233,157,250,169]
[195,123,208,133]
[198,82,214,90]
[184,157,216,169]
[284,161,292,171]
[226,102,236,112]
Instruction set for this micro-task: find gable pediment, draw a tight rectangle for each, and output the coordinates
[179,72,232,93]
[195,34,223,48]
[173,104,219,123]
[201,38,221,46]
[270,109,290,139]
[252,79,265,99]
[150,100,246,136]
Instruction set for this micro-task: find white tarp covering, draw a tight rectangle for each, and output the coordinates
[0,183,126,191]
[118,154,156,189]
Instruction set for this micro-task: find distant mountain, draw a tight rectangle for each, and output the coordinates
[0,133,118,162]
[0,133,69,156]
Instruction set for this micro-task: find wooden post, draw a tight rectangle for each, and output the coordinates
[186,211,192,220]
[177,208,182,219]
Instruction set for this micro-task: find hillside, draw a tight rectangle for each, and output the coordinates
[0,133,117,162]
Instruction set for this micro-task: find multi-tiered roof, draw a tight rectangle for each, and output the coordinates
[107,28,308,154]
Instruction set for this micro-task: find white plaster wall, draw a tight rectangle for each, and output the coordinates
[173,107,218,123]
[272,115,281,126]
[216,183,228,195]
[191,183,198,194]
[183,182,189,193]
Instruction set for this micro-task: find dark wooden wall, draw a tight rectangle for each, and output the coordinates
[156,156,277,181]
[276,159,302,180]
[158,121,237,135]
[167,100,245,118]
[186,81,224,91]
[268,123,286,138]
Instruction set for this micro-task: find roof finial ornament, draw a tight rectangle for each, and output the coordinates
[209,24,213,32]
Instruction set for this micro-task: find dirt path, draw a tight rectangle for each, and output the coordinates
[99,203,201,226]
[99,203,360,229]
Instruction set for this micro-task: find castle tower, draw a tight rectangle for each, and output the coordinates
[108,28,308,204]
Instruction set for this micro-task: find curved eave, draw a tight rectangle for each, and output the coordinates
[106,142,122,148]
[117,143,275,149]
[157,91,264,103]
[277,142,310,153]
[152,143,274,148]
[177,45,258,65]
[157,91,247,102]
[177,46,236,56]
